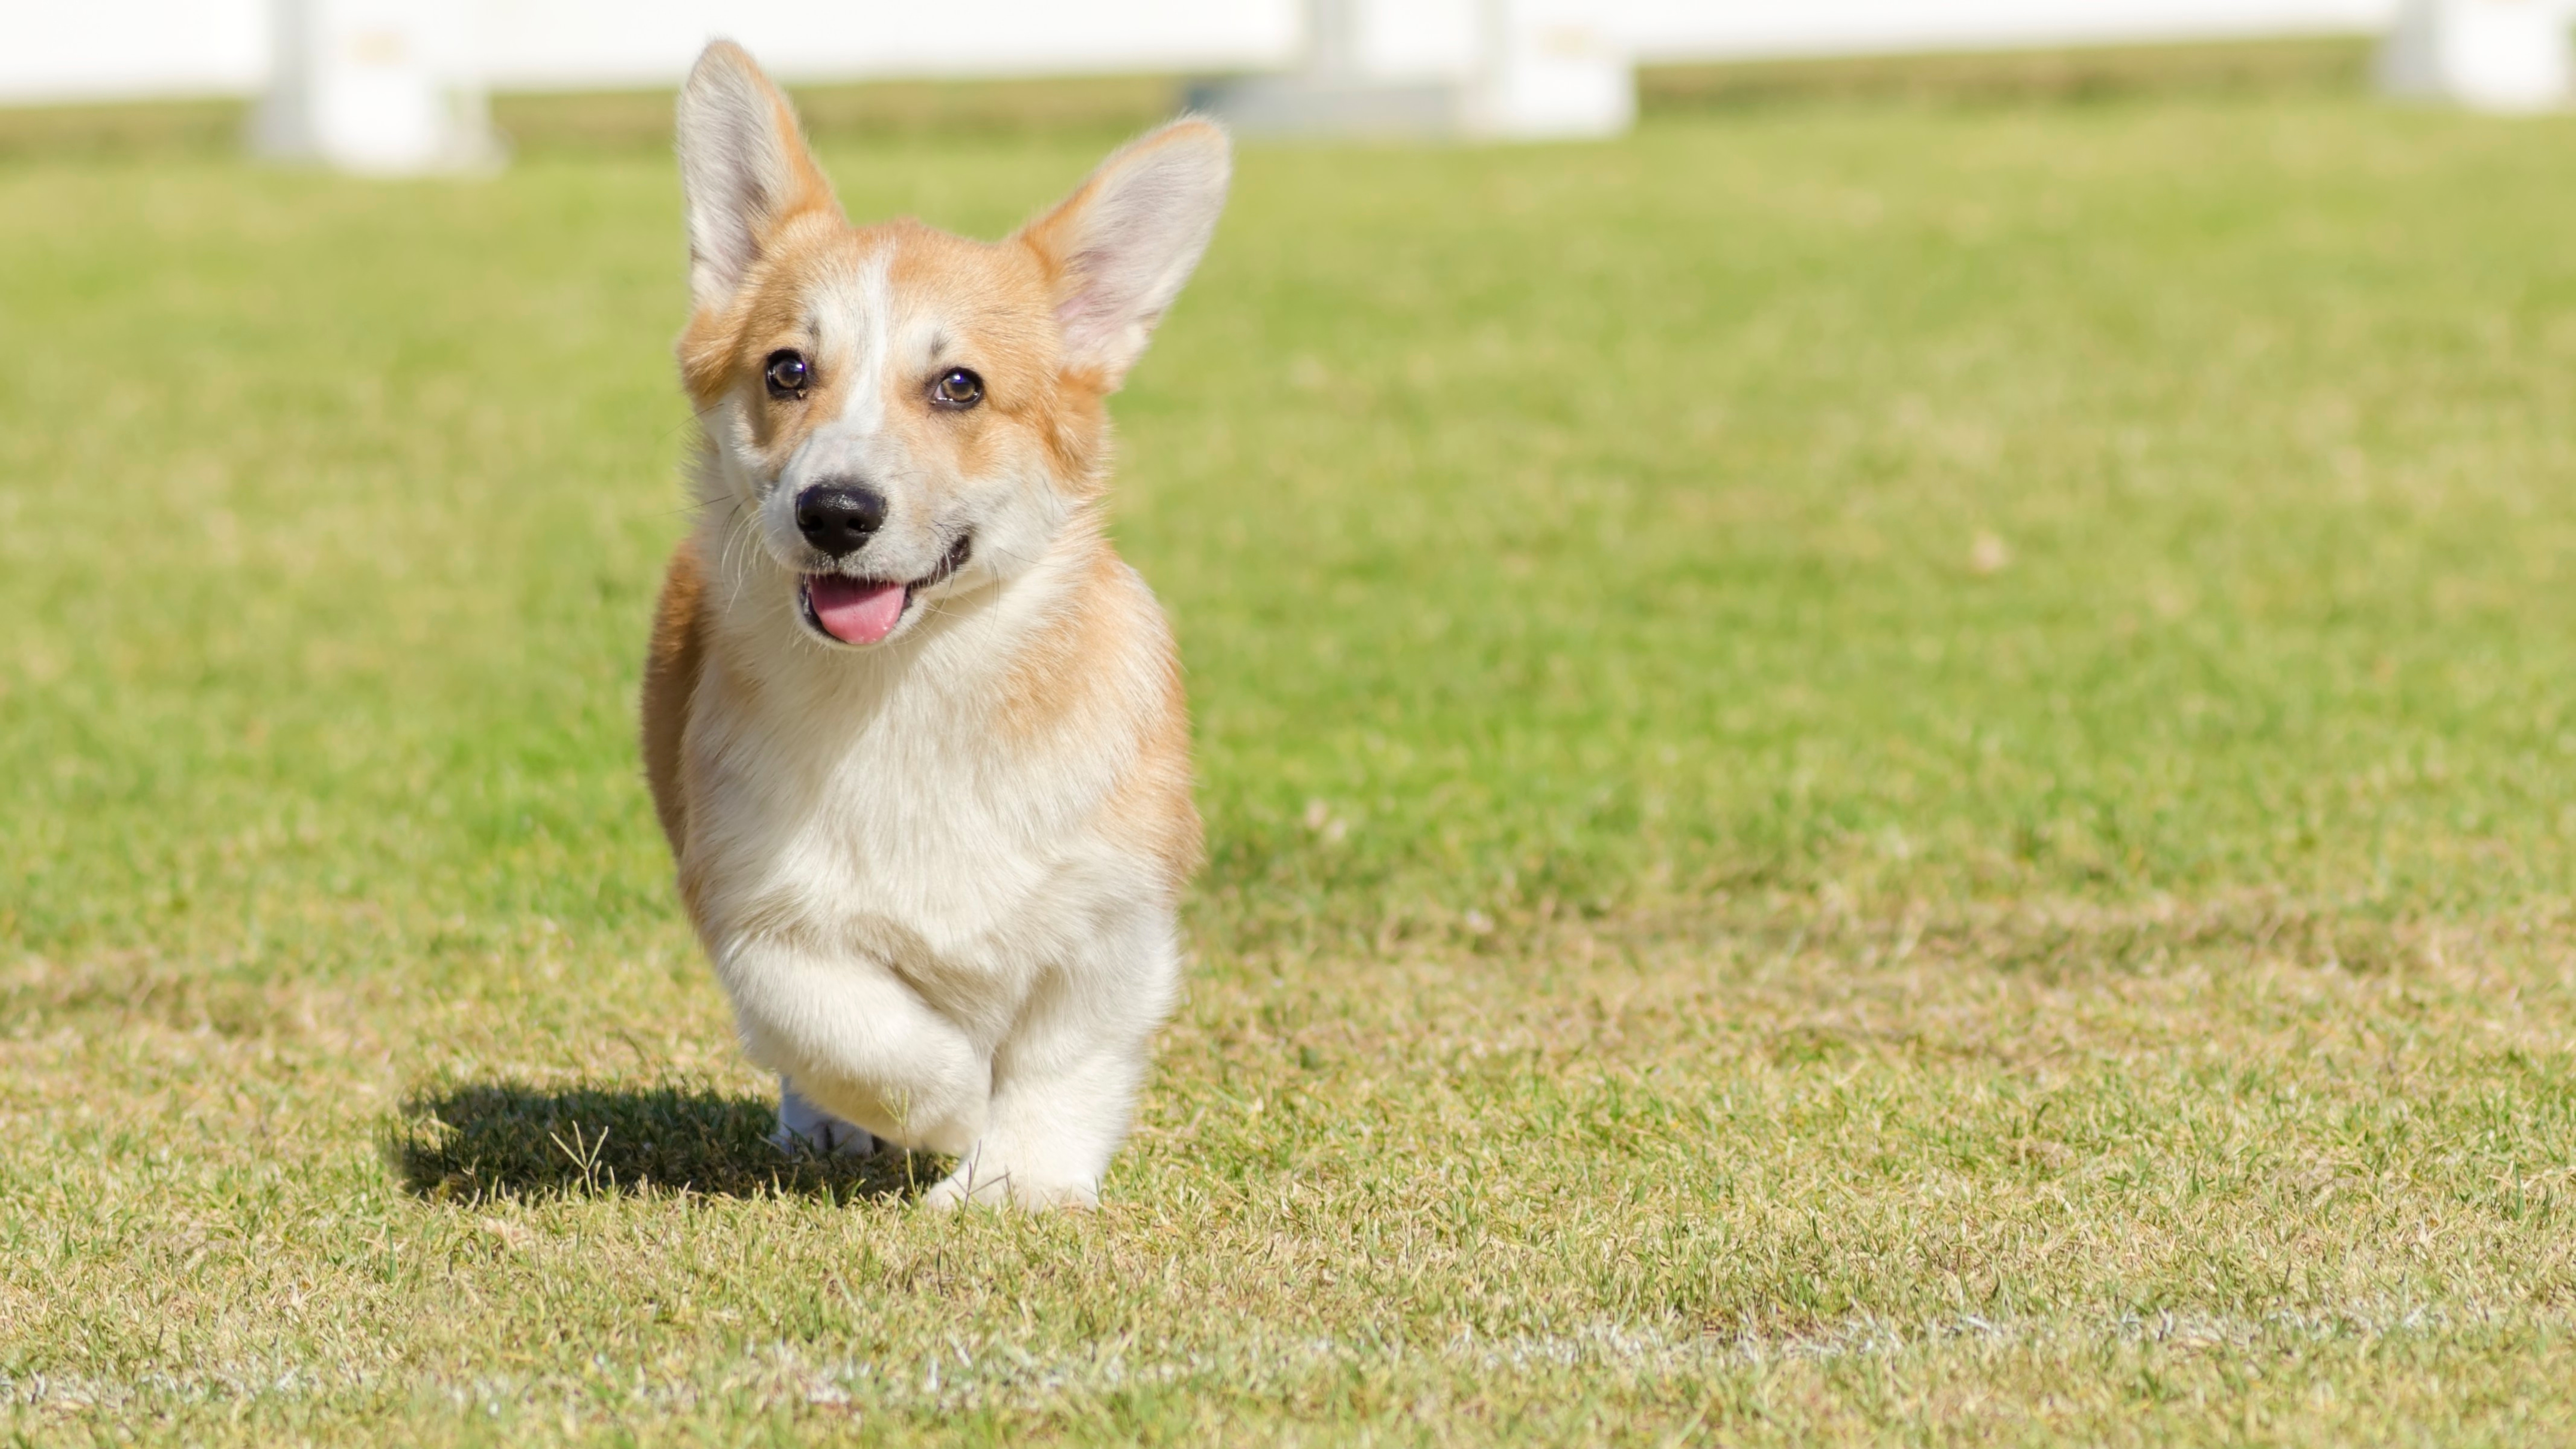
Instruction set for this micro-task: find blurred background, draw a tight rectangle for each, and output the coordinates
[3,0,2573,168]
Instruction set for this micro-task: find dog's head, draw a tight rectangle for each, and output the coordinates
[672,42,1229,649]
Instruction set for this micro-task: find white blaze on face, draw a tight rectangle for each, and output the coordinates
[825,247,897,438]
[787,252,919,648]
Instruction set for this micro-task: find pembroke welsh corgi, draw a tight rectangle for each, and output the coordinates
[641,42,1226,1208]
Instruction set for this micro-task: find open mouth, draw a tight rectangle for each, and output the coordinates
[799,535,972,646]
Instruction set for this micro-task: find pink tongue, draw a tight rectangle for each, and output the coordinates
[807,576,907,644]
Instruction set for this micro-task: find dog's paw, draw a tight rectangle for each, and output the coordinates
[918,1173,978,1210]
[769,1118,878,1157]
[773,1079,879,1157]
[922,1151,1097,1211]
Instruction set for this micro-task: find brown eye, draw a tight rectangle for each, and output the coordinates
[764,351,810,399]
[931,368,984,410]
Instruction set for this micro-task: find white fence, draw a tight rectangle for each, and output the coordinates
[5,0,2567,167]
[1,1,2410,106]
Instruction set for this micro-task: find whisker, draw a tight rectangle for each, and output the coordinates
[720,501,760,614]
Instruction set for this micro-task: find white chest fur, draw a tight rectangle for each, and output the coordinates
[673,539,1188,1206]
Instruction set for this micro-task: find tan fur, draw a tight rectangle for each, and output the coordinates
[641,536,706,856]
[996,535,1205,889]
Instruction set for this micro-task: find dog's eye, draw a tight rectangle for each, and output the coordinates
[764,351,811,400]
[930,368,984,410]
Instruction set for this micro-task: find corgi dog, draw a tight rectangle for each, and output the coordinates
[640,42,1226,1208]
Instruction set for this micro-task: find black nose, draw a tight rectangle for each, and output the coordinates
[794,482,887,558]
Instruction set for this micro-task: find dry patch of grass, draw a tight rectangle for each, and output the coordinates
[5,899,2572,1443]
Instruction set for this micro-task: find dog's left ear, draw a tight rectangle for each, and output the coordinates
[1019,118,1232,388]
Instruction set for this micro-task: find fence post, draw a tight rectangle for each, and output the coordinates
[1463,0,1635,140]
[2380,0,2573,112]
[251,0,499,173]
[1192,0,1632,141]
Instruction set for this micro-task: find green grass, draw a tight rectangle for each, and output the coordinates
[5,88,2576,1444]
[1640,35,2376,112]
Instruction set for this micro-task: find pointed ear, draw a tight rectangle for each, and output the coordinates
[675,41,838,308]
[1018,118,1232,387]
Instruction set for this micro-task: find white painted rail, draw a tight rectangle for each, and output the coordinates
[0,1,2421,106]
[0,0,2567,167]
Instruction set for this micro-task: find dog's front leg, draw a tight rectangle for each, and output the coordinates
[720,942,992,1160]
[926,913,1181,1210]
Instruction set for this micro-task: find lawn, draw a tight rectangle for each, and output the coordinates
[4,81,2576,1444]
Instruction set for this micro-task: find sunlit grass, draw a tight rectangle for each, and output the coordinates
[3,90,2574,1444]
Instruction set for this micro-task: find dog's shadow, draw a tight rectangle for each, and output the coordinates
[394,1081,934,1205]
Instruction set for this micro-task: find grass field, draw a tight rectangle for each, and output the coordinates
[5,82,2576,1445]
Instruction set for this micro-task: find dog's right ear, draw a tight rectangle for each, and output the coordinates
[675,41,837,308]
